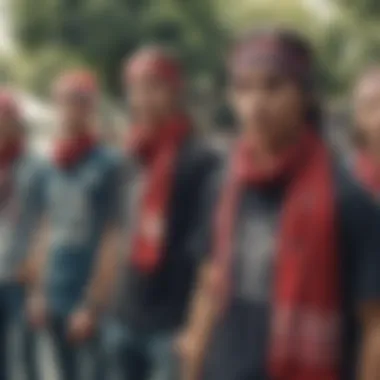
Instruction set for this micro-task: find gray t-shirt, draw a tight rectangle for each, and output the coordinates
[203,184,282,380]
[235,188,280,302]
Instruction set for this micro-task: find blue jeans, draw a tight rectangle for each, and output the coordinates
[0,283,38,380]
[104,321,178,380]
[47,314,106,380]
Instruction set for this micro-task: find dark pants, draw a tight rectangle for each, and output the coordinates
[105,320,178,380]
[0,283,38,380]
[47,314,105,380]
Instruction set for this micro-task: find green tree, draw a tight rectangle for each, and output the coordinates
[333,0,380,18]
[12,0,227,95]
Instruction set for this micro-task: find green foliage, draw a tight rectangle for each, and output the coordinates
[12,0,380,98]
[333,0,380,18]
[12,0,227,95]
[12,47,85,96]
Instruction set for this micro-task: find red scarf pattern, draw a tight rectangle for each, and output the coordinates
[212,131,341,380]
[127,115,190,274]
[53,132,97,169]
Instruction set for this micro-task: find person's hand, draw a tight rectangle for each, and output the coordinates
[175,329,205,380]
[67,307,96,344]
[26,291,48,329]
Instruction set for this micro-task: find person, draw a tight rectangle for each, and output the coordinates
[104,45,219,380]
[352,66,380,196]
[26,70,121,380]
[177,28,380,380]
[0,90,43,380]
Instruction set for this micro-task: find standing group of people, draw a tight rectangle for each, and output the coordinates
[1,26,380,380]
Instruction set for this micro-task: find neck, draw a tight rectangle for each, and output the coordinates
[61,125,91,139]
[243,126,305,160]
[136,109,184,135]
[362,144,380,166]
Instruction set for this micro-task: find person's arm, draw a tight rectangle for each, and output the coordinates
[67,158,123,343]
[82,221,121,314]
[177,156,223,380]
[26,215,51,329]
[27,215,51,291]
[177,260,223,380]
[83,160,123,313]
[341,179,380,380]
[12,161,47,285]
[359,303,380,380]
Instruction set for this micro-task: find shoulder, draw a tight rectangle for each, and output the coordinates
[177,135,224,181]
[332,156,380,230]
[333,157,371,207]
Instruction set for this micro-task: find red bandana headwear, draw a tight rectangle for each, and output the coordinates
[229,28,314,92]
[123,46,182,91]
[53,69,98,104]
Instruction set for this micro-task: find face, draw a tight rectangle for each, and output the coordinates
[55,96,93,136]
[354,75,380,147]
[0,115,20,149]
[229,65,306,151]
[127,75,176,128]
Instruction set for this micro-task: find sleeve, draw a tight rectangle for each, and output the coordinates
[185,147,222,264]
[340,178,380,304]
[187,174,219,263]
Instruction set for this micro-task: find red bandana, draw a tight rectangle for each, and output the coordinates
[124,48,182,92]
[354,152,380,194]
[53,70,98,104]
[211,131,341,380]
[53,132,97,169]
[127,114,190,274]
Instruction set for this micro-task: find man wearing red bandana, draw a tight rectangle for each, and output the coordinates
[26,70,121,380]
[0,90,45,380]
[177,28,380,380]
[104,46,219,380]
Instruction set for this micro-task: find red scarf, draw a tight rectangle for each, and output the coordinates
[127,114,190,274]
[354,151,380,194]
[212,131,341,380]
[0,139,23,169]
[53,132,97,169]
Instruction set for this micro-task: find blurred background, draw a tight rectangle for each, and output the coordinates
[0,1,377,378]
[0,0,377,154]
